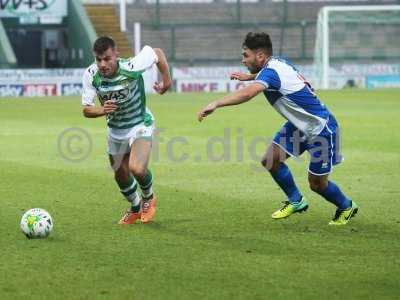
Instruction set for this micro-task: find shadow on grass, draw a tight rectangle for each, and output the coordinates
[127,185,400,256]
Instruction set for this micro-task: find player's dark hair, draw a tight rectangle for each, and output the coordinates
[243,32,273,55]
[93,36,115,54]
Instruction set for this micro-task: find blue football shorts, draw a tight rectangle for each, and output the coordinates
[273,115,343,175]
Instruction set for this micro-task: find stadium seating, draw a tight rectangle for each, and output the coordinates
[85,5,133,58]
[117,0,396,64]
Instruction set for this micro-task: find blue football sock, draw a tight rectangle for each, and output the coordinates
[317,181,351,210]
[269,163,303,204]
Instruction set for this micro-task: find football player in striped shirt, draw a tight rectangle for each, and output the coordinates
[198,32,358,225]
[82,36,171,224]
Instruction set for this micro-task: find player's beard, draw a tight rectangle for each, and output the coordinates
[247,63,261,74]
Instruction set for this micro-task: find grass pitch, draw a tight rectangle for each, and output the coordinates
[0,89,399,299]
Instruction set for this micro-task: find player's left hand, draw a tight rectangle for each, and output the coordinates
[198,102,218,122]
[153,81,171,94]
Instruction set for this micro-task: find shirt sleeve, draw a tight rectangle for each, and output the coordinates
[255,68,281,90]
[81,68,97,106]
[129,45,159,73]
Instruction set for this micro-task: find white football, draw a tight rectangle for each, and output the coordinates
[20,208,53,239]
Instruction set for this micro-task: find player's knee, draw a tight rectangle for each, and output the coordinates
[309,181,321,193]
[308,178,327,194]
[262,158,280,172]
[260,158,269,169]
[129,163,146,179]
[261,152,280,172]
[114,170,130,183]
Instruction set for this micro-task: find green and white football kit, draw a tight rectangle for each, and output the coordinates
[82,45,158,155]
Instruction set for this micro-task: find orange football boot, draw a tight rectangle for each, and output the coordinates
[118,210,141,225]
[141,195,157,223]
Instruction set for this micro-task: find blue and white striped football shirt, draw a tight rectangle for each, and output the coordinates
[255,57,330,138]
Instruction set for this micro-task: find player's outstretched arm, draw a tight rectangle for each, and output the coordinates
[230,72,257,81]
[82,100,118,118]
[197,83,264,122]
[153,48,172,94]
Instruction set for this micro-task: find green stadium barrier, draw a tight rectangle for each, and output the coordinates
[66,0,98,67]
[0,20,17,68]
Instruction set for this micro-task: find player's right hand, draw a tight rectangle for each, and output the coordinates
[230,72,255,81]
[103,100,118,114]
[198,102,218,122]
